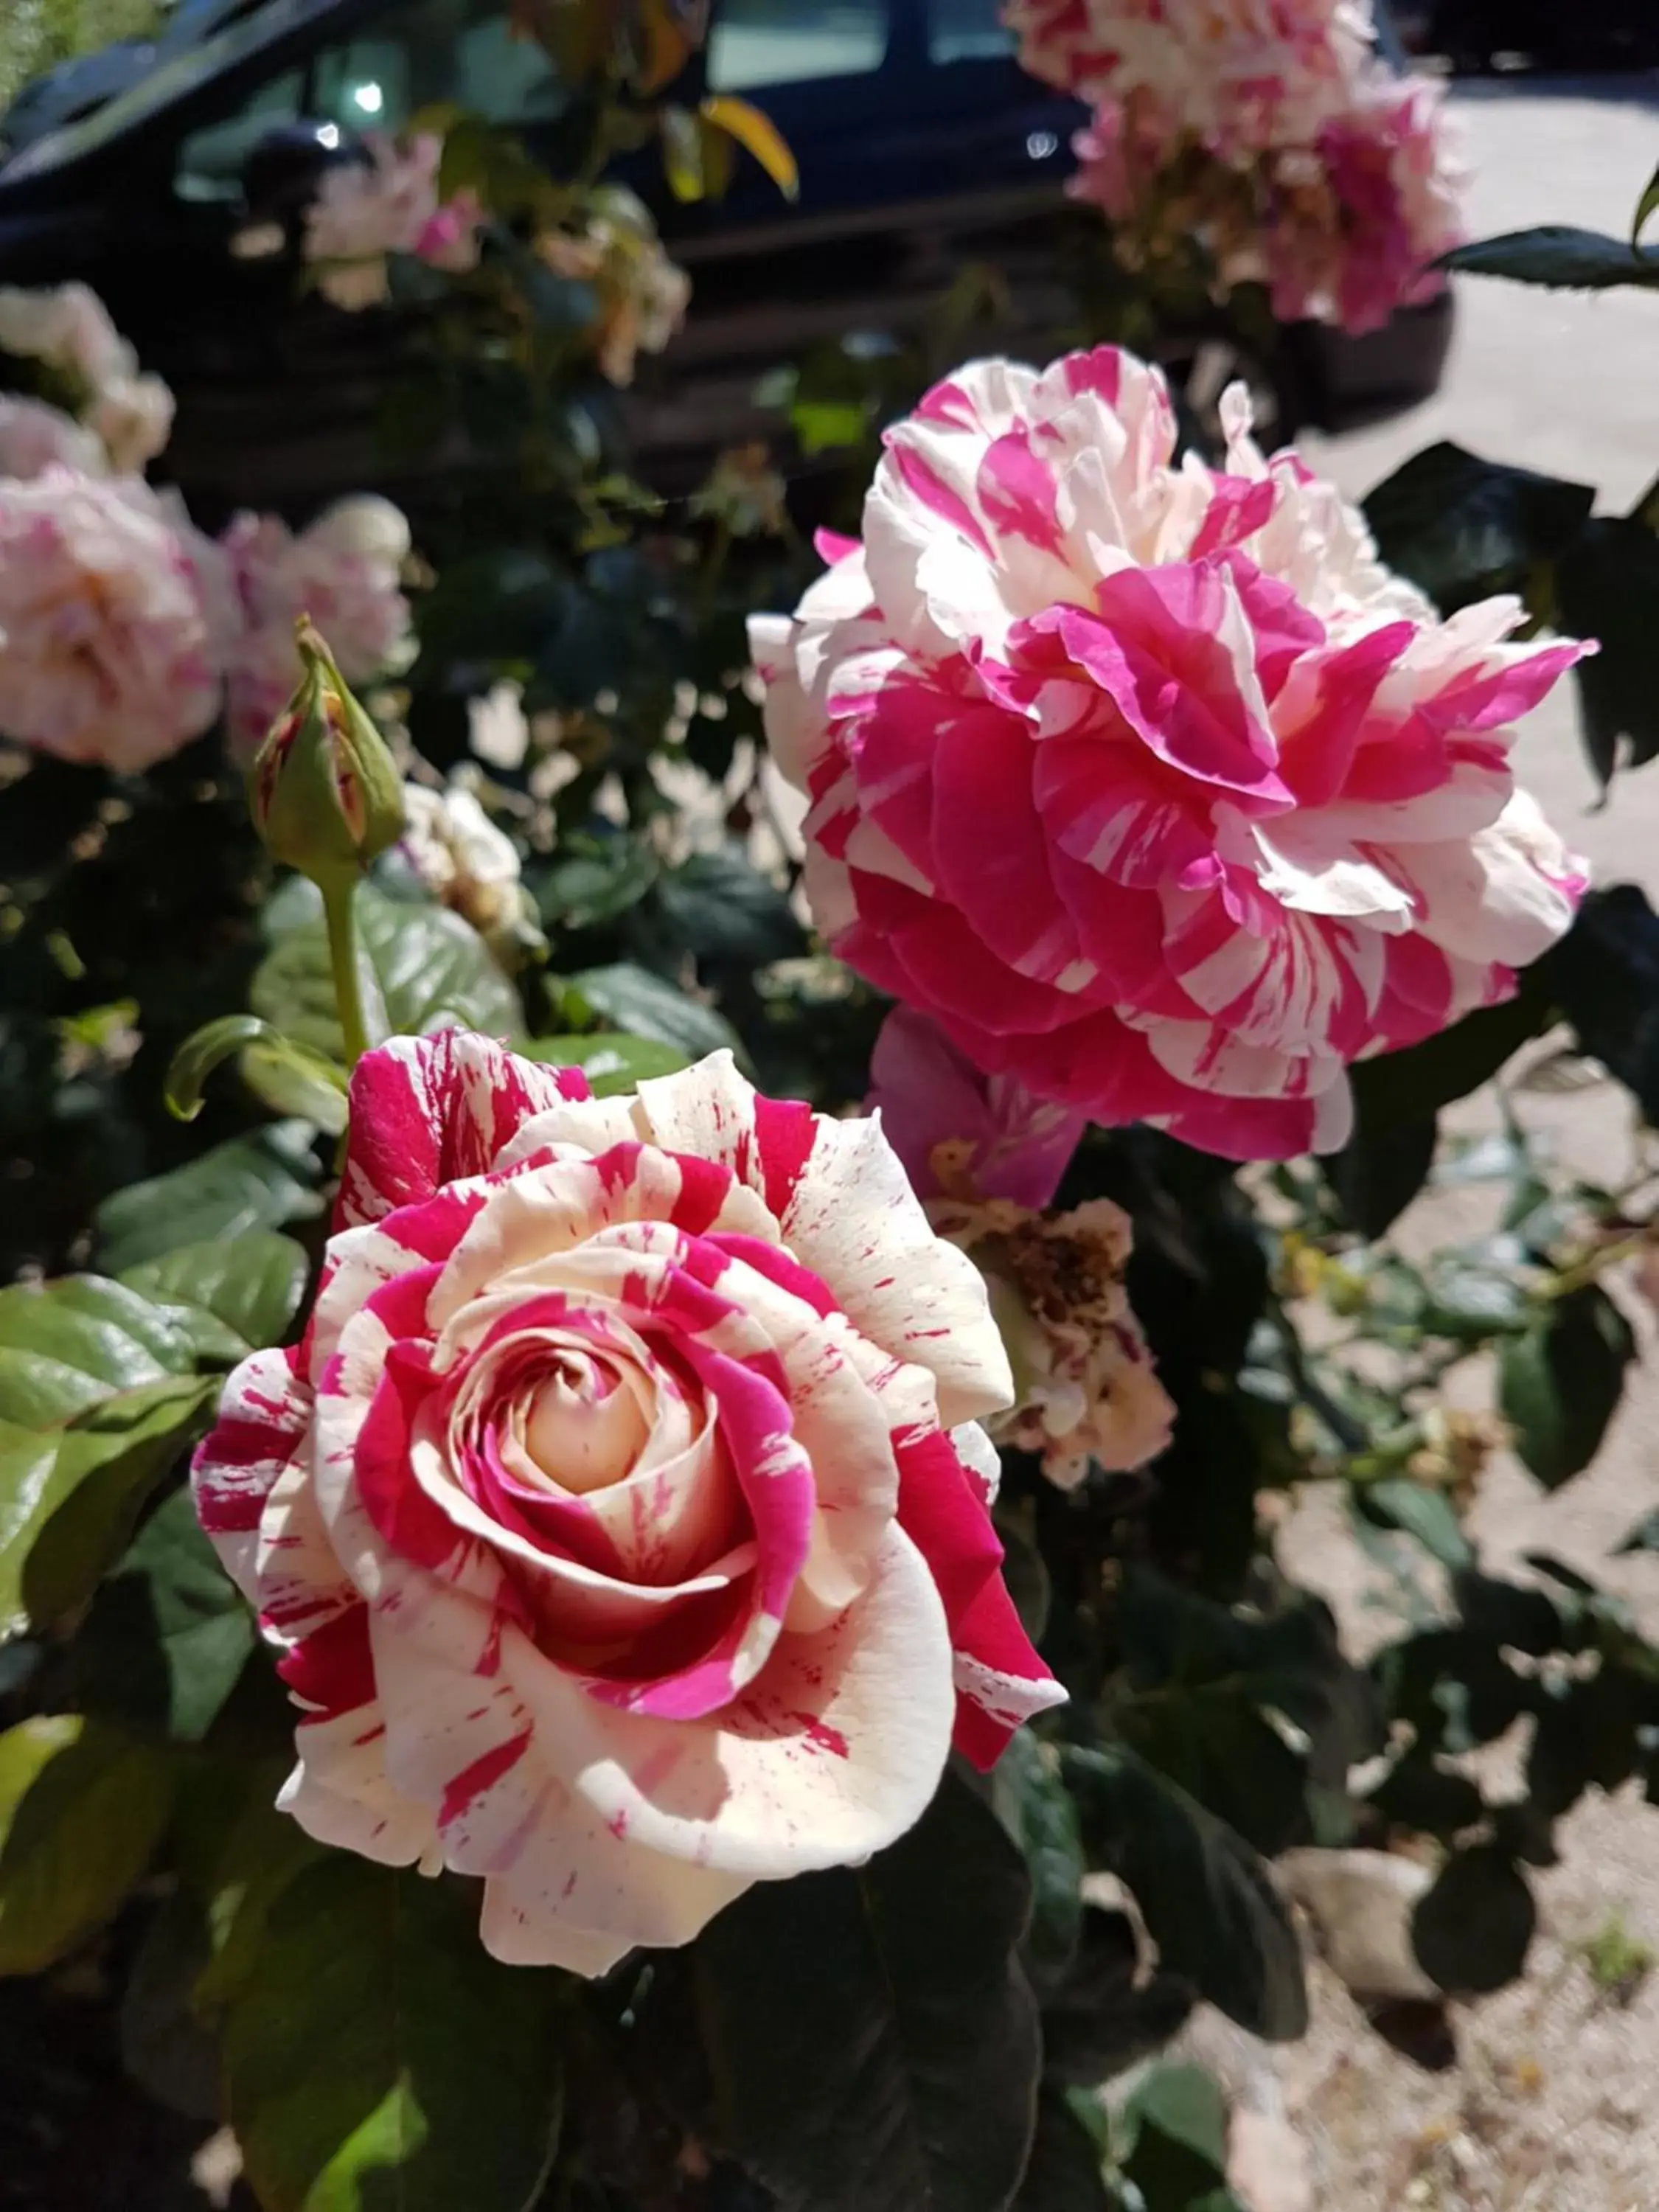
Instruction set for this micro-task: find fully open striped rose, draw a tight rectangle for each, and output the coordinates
[750,347,1586,1160]
[192,1033,1060,1972]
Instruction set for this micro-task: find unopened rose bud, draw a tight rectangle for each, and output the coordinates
[249,619,405,886]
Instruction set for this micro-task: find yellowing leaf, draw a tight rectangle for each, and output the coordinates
[699,94,799,203]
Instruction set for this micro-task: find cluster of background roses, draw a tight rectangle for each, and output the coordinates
[0,282,414,769]
[1006,0,1466,333]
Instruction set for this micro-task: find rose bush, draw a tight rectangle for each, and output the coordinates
[192,1032,1060,1970]
[753,346,1585,1158]
[9,13,1659,2210]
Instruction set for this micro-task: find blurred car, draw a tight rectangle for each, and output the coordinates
[0,0,1453,528]
[1408,1,1659,72]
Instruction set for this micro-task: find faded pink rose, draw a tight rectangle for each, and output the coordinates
[0,283,176,471]
[305,133,486,308]
[0,280,131,394]
[192,1035,1060,1972]
[953,1195,1175,1489]
[0,394,107,481]
[218,495,414,752]
[749,349,1586,1161]
[88,370,176,475]
[0,468,224,769]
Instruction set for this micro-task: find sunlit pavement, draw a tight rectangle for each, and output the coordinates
[1306,72,1659,894]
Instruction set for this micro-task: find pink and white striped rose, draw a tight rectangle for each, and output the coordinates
[749,348,1586,1161]
[1259,76,1465,335]
[192,1034,1060,1973]
[1004,0,1377,152]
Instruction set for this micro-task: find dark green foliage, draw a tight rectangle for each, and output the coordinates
[1363,442,1594,609]
[661,1775,1043,2212]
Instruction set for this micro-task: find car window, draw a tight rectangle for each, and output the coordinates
[706,0,888,91]
[310,0,565,136]
[925,0,1015,62]
[173,0,565,205]
[174,66,304,201]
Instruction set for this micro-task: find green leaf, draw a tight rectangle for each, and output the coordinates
[1617,1504,1659,1554]
[192,1781,329,2016]
[1362,442,1594,609]
[1111,1569,1371,1857]
[687,1772,1040,2212]
[0,1275,218,1641]
[77,1489,255,1742]
[1120,2065,1232,2209]
[1411,1845,1536,1995]
[535,839,660,930]
[1325,1114,1438,1240]
[1038,1907,1194,2090]
[1062,1745,1307,2042]
[655,844,806,966]
[1014,2092,1115,2211]
[240,1034,353,1134]
[121,1234,310,1359]
[793,398,870,456]
[563,962,743,1063]
[252,882,520,1064]
[1555,517,1659,784]
[1635,161,1659,248]
[1366,1755,1484,1837]
[1420,1259,1531,1340]
[11,1380,216,1635]
[1551,886,1659,1121]
[1440,226,1659,291]
[1499,1283,1635,1489]
[0,1275,197,1427]
[0,1717,173,1975]
[165,1015,347,1124]
[1116,1568,1361,1746]
[223,1857,564,2212]
[518,1032,689,1096]
[95,1123,324,1275]
[121,1892,221,2120]
[1352,1478,1473,1571]
[993,1728,1085,1992]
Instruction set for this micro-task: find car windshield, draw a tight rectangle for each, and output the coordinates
[0,0,374,184]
